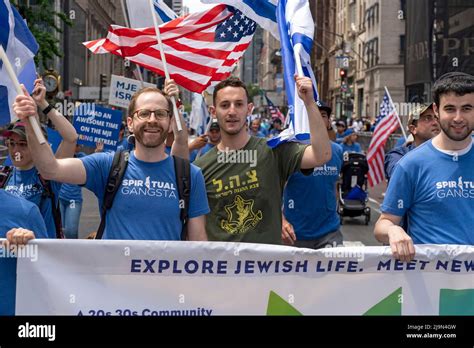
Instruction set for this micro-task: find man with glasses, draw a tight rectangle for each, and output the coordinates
[1,78,78,238]
[384,104,440,181]
[11,80,209,241]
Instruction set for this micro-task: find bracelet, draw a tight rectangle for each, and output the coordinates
[42,104,54,115]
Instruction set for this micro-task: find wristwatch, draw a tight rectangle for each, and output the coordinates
[42,104,54,115]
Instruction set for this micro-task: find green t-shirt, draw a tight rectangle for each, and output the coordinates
[194,136,308,244]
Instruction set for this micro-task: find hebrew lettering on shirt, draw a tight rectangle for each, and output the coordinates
[246,170,258,184]
[212,178,223,192]
[228,175,241,189]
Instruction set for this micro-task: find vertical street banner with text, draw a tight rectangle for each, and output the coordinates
[73,104,122,150]
[0,241,472,315]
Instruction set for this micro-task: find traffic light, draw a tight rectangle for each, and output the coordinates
[100,74,108,88]
[99,74,107,101]
[339,69,347,79]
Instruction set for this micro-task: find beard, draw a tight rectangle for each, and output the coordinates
[134,123,168,148]
[439,119,472,142]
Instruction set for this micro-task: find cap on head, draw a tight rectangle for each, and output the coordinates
[408,103,433,126]
[343,128,355,137]
[336,120,346,128]
[1,121,47,140]
[209,119,220,131]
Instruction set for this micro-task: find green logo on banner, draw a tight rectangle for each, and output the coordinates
[439,289,474,315]
[267,287,474,315]
[266,291,302,315]
[364,287,402,315]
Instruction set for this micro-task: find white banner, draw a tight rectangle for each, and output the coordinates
[108,75,155,109]
[13,241,474,315]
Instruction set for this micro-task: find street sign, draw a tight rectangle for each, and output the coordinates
[336,56,350,69]
[108,75,155,109]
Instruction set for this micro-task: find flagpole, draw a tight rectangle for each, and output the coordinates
[293,45,304,77]
[148,0,183,132]
[120,0,145,88]
[0,45,46,145]
[384,86,408,140]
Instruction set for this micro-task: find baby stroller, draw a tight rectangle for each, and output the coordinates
[337,152,371,225]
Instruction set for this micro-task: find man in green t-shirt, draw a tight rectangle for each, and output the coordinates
[194,76,331,244]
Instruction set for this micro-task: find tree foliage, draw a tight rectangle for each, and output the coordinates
[12,0,72,69]
[246,83,262,103]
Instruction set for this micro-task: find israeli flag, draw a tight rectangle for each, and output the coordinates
[189,93,209,136]
[126,0,178,28]
[201,0,279,39]
[0,0,38,126]
[267,0,318,148]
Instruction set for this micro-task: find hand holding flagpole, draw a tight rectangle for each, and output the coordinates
[0,45,46,144]
[148,0,182,132]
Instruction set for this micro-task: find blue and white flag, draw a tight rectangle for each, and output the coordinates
[126,0,178,28]
[201,0,279,39]
[267,0,318,148]
[0,0,38,126]
[189,93,209,136]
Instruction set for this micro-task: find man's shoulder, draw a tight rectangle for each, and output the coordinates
[0,190,36,213]
[331,141,343,155]
[386,143,413,158]
[397,141,434,169]
[189,162,204,176]
[193,146,218,168]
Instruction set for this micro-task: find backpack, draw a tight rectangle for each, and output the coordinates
[95,151,191,240]
[0,165,64,239]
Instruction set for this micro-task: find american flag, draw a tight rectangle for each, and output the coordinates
[265,94,285,123]
[83,5,256,93]
[367,91,400,187]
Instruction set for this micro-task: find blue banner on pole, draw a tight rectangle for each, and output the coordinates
[73,104,122,151]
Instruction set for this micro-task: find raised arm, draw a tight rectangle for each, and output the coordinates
[31,78,78,159]
[13,85,86,185]
[295,76,332,169]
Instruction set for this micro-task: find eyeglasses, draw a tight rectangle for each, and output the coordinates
[418,114,439,123]
[6,139,28,148]
[133,109,170,121]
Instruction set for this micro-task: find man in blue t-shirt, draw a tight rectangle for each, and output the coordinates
[384,103,440,181]
[0,190,47,238]
[282,102,344,249]
[375,72,474,261]
[2,78,78,238]
[12,80,209,241]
